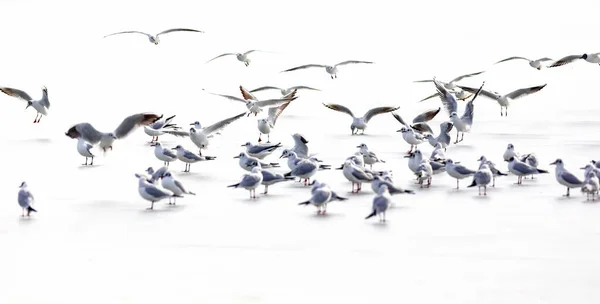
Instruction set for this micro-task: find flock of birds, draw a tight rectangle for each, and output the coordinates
[6,27,600,222]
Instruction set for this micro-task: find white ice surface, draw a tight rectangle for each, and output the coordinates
[1,0,600,303]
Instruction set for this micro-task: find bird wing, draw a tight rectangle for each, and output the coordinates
[548,54,583,68]
[162,129,190,137]
[434,78,458,115]
[418,92,439,102]
[352,168,374,181]
[205,53,237,63]
[412,107,440,124]
[203,112,246,136]
[256,97,297,109]
[457,85,499,101]
[0,87,33,101]
[114,113,161,139]
[249,86,281,93]
[162,149,178,158]
[268,93,296,125]
[206,90,247,102]
[156,28,203,36]
[505,84,546,100]
[537,57,553,62]
[239,86,258,101]
[440,121,454,134]
[145,185,171,198]
[562,171,584,185]
[65,123,103,144]
[322,103,355,118]
[413,79,434,83]
[103,31,151,39]
[288,86,320,91]
[455,164,476,175]
[449,71,484,83]
[364,106,401,122]
[335,60,374,67]
[411,122,433,134]
[243,50,259,56]
[163,114,176,125]
[495,56,529,64]
[174,179,188,193]
[461,81,485,124]
[391,112,408,127]
[282,64,327,72]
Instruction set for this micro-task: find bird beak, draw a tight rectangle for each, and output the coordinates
[189,123,195,125]
[356,145,361,148]
[335,166,343,170]
[279,155,285,159]
[240,144,246,147]
[233,155,240,159]
[403,155,411,158]
[580,167,586,170]
[550,161,556,165]
[504,159,509,162]
[171,148,177,150]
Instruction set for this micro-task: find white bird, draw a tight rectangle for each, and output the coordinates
[187,112,247,155]
[477,156,507,187]
[77,138,96,166]
[298,183,333,215]
[160,172,195,205]
[241,142,282,159]
[249,85,320,96]
[365,185,391,223]
[423,122,454,150]
[391,108,441,135]
[435,78,485,143]
[506,156,549,185]
[430,143,447,161]
[549,158,585,197]
[228,167,264,199]
[323,103,400,135]
[145,167,169,184]
[206,50,263,67]
[103,28,203,45]
[281,152,319,186]
[581,164,600,180]
[150,142,178,167]
[282,60,373,79]
[234,152,279,171]
[397,127,427,154]
[0,86,50,123]
[418,89,475,103]
[341,160,375,193]
[291,133,310,158]
[357,143,385,168]
[414,71,484,91]
[143,114,182,142]
[548,53,600,68]
[310,180,348,202]
[404,149,445,177]
[445,159,476,189]
[582,171,600,201]
[172,145,217,172]
[415,160,434,188]
[503,143,538,178]
[495,56,553,70]
[247,161,294,194]
[18,182,37,217]
[458,84,546,117]
[371,175,414,195]
[135,174,178,210]
[467,163,493,195]
[207,86,297,117]
[257,96,294,142]
[65,113,161,152]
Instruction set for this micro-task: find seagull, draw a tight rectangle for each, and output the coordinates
[247,161,294,194]
[468,163,493,195]
[145,167,169,184]
[150,142,178,167]
[435,78,485,143]
[581,164,600,180]
[188,112,247,155]
[418,90,475,103]
[503,143,538,178]
[414,71,484,91]
[0,86,50,123]
[241,142,282,159]
[415,160,434,188]
[249,86,320,96]
[234,152,279,171]
[429,143,447,161]
[404,150,445,178]
[18,182,37,217]
[66,113,161,152]
[365,185,391,223]
[477,156,507,187]
[281,152,319,186]
[310,180,348,202]
[103,28,203,45]
[281,60,373,79]
[160,172,195,205]
[371,175,414,195]
[205,50,263,67]
[391,107,441,135]
[444,159,477,189]
[494,56,553,70]
[397,127,427,154]
[298,182,334,215]
[291,133,310,158]
[323,103,400,135]
[206,86,297,117]
[506,156,549,184]
[172,145,216,172]
[582,171,600,201]
[340,160,375,193]
[357,143,385,168]
[548,53,600,68]
[549,158,585,197]
[76,138,96,166]
[143,114,182,142]
[257,97,294,142]
[228,167,264,199]
[136,174,178,210]
[458,84,546,117]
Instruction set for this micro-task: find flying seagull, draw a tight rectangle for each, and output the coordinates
[206,86,297,117]
[322,103,400,134]
[257,97,294,143]
[249,85,320,96]
[282,60,373,79]
[458,84,546,116]
[65,113,161,152]
[205,50,264,67]
[414,71,484,91]
[548,53,600,68]
[494,56,553,70]
[435,78,485,143]
[103,28,203,45]
[0,86,50,123]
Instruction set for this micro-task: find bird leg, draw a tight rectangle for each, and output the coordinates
[168,197,172,205]
[454,130,460,144]
[83,157,88,166]
[147,202,155,210]
[456,179,460,190]
[460,133,464,142]
[258,134,262,142]
[564,187,570,197]
[492,177,496,187]
[357,183,362,192]
[427,177,432,188]
[21,208,25,217]
[267,134,270,143]
[263,185,269,195]
[90,157,94,165]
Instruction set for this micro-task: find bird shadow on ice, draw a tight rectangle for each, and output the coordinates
[78,164,102,170]
[140,204,188,214]
[308,212,344,219]
[12,138,52,144]
[18,217,35,225]
[178,172,211,181]
[448,144,475,151]
[367,221,390,229]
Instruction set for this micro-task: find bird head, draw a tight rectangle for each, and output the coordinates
[233,152,245,159]
[550,158,563,166]
[582,54,588,59]
[507,143,514,150]
[19,181,27,188]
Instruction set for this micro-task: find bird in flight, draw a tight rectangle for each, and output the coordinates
[103,28,203,45]
[282,60,373,79]
[0,86,50,123]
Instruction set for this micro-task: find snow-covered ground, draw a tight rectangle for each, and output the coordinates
[2,0,600,303]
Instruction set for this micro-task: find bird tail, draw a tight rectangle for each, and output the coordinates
[381,159,386,163]
[365,210,377,219]
[537,169,549,174]
[298,201,310,206]
[497,171,508,176]
[319,165,331,170]
[27,206,37,213]
[284,176,296,180]
[284,172,293,177]
[467,179,477,187]
[187,191,196,195]
[173,194,184,198]
[333,194,348,201]
[227,183,240,188]
[205,156,217,160]
[269,163,280,167]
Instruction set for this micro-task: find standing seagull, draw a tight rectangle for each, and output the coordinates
[18,182,37,217]
[0,86,50,123]
[548,53,600,68]
[143,114,181,142]
[357,143,385,168]
[150,142,178,167]
[298,182,333,215]
[477,156,507,187]
[458,84,546,117]
[188,112,247,155]
[206,86,297,117]
[257,97,294,142]
[103,28,203,45]
[282,60,373,79]
[77,138,96,166]
[206,50,262,67]
[249,85,320,96]
[160,172,195,205]
[365,185,391,223]
[582,171,600,201]
[172,145,216,172]
[468,163,493,196]
[435,79,485,143]
[322,103,400,134]
[506,157,549,184]
[494,56,553,70]
[241,142,282,159]
[65,113,161,152]
[136,174,178,210]
[549,158,585,197]
[228,167,264,199]
[445,159,477,189]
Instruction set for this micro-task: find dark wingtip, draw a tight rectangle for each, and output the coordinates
[298,201,310,205]
[284,172,292,177]
[467,180,477,187]
[365,210,376,219]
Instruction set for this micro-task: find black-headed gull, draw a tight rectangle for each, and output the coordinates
[435,78,485,143]
[206,86,297,117]
[172,145,216,172]
[187,112,246,155]
[506,157,548,185]
[249,85,320,96]
[414,71,484,91]
[494,56,553,70]
[136,174,177,210]
[144,114,183,142]
[357,143,385,169]
[477,156,507,187]
[206,50,262,67]
[150,142,178,167]
[582,171,600,201]
[104,28,203,45]
[257,97,294,142]
[424,122,454,150]
[282,60,373,79]
[228,167,264,199]
[445,159,477,189]
[467,163,493,196]
[371,175,414,195]
[76,138,96,166]
[365,185,391,223]
[0,86,50,123]
[234,152,279,171]
[549,158,585,197]
[458,84,546,117]
[391,107,441,135]
[241,142,282,159]
[323,103,400,135]
[548,53,600,68]
[18,182,37,217]
[160,172,195,205]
